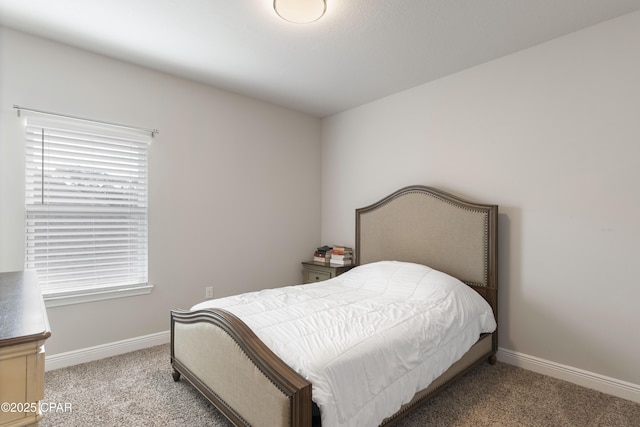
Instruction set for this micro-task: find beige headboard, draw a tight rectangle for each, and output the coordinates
[356,186,498,291]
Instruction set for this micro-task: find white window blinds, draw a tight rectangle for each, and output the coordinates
[24,114,150,298]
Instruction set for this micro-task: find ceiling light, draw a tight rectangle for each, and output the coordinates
[274,0,326,24]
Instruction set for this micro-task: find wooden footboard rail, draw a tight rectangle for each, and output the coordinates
[170,309,313,427]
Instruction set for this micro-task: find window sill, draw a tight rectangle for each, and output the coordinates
[43,283,153,308]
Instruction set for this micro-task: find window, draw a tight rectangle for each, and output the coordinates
[24,113,151,306]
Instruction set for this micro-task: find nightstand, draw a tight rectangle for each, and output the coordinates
[301,261,354,284]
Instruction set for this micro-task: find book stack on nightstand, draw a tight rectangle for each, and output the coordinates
[313,245,333,263]
[329,246,353,266]
[303,245,355,284]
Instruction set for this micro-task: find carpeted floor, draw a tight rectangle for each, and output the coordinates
[40,344,640,426]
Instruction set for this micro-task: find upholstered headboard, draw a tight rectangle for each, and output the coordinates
[356,186,498,292]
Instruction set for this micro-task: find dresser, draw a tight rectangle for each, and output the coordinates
[0,271,51,427]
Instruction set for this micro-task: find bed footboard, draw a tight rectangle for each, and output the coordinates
[171,309,313,427]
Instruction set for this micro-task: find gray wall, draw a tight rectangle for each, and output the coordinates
[1,9,639,392]
[0,27,322,355]
[320,12,640,385]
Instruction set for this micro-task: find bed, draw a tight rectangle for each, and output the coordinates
[170,185,498,427]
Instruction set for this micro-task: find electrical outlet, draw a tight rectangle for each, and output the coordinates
[205,286,214,299]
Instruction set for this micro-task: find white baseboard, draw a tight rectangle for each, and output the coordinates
[497,347,640,404]
[45,330,170,372]
[44,335,639,404]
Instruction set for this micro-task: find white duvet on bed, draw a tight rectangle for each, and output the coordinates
[192,261,496,427]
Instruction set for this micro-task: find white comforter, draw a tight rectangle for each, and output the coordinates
[192,261,496,427]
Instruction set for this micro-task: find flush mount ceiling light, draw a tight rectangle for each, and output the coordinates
[274,0,327,24]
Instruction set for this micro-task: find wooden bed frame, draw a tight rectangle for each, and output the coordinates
[170,185,498,427]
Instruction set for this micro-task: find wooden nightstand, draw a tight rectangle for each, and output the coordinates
[301,261,354,284]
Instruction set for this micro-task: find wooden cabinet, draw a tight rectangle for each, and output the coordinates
[301,261,354,284]
[0,271,51,427]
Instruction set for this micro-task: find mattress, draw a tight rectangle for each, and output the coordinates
[192,261,496,427]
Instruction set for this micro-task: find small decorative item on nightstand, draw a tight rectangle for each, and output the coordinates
[301,260,354,284]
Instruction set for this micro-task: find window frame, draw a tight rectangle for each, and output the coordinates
[22,112,152,307]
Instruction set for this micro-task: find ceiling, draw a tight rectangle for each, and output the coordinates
[1,0,640,117]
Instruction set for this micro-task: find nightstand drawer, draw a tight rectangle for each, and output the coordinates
[305,269,332,283]
[301,261,354,284]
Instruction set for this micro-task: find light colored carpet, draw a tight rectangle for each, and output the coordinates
[40,344,640,426]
